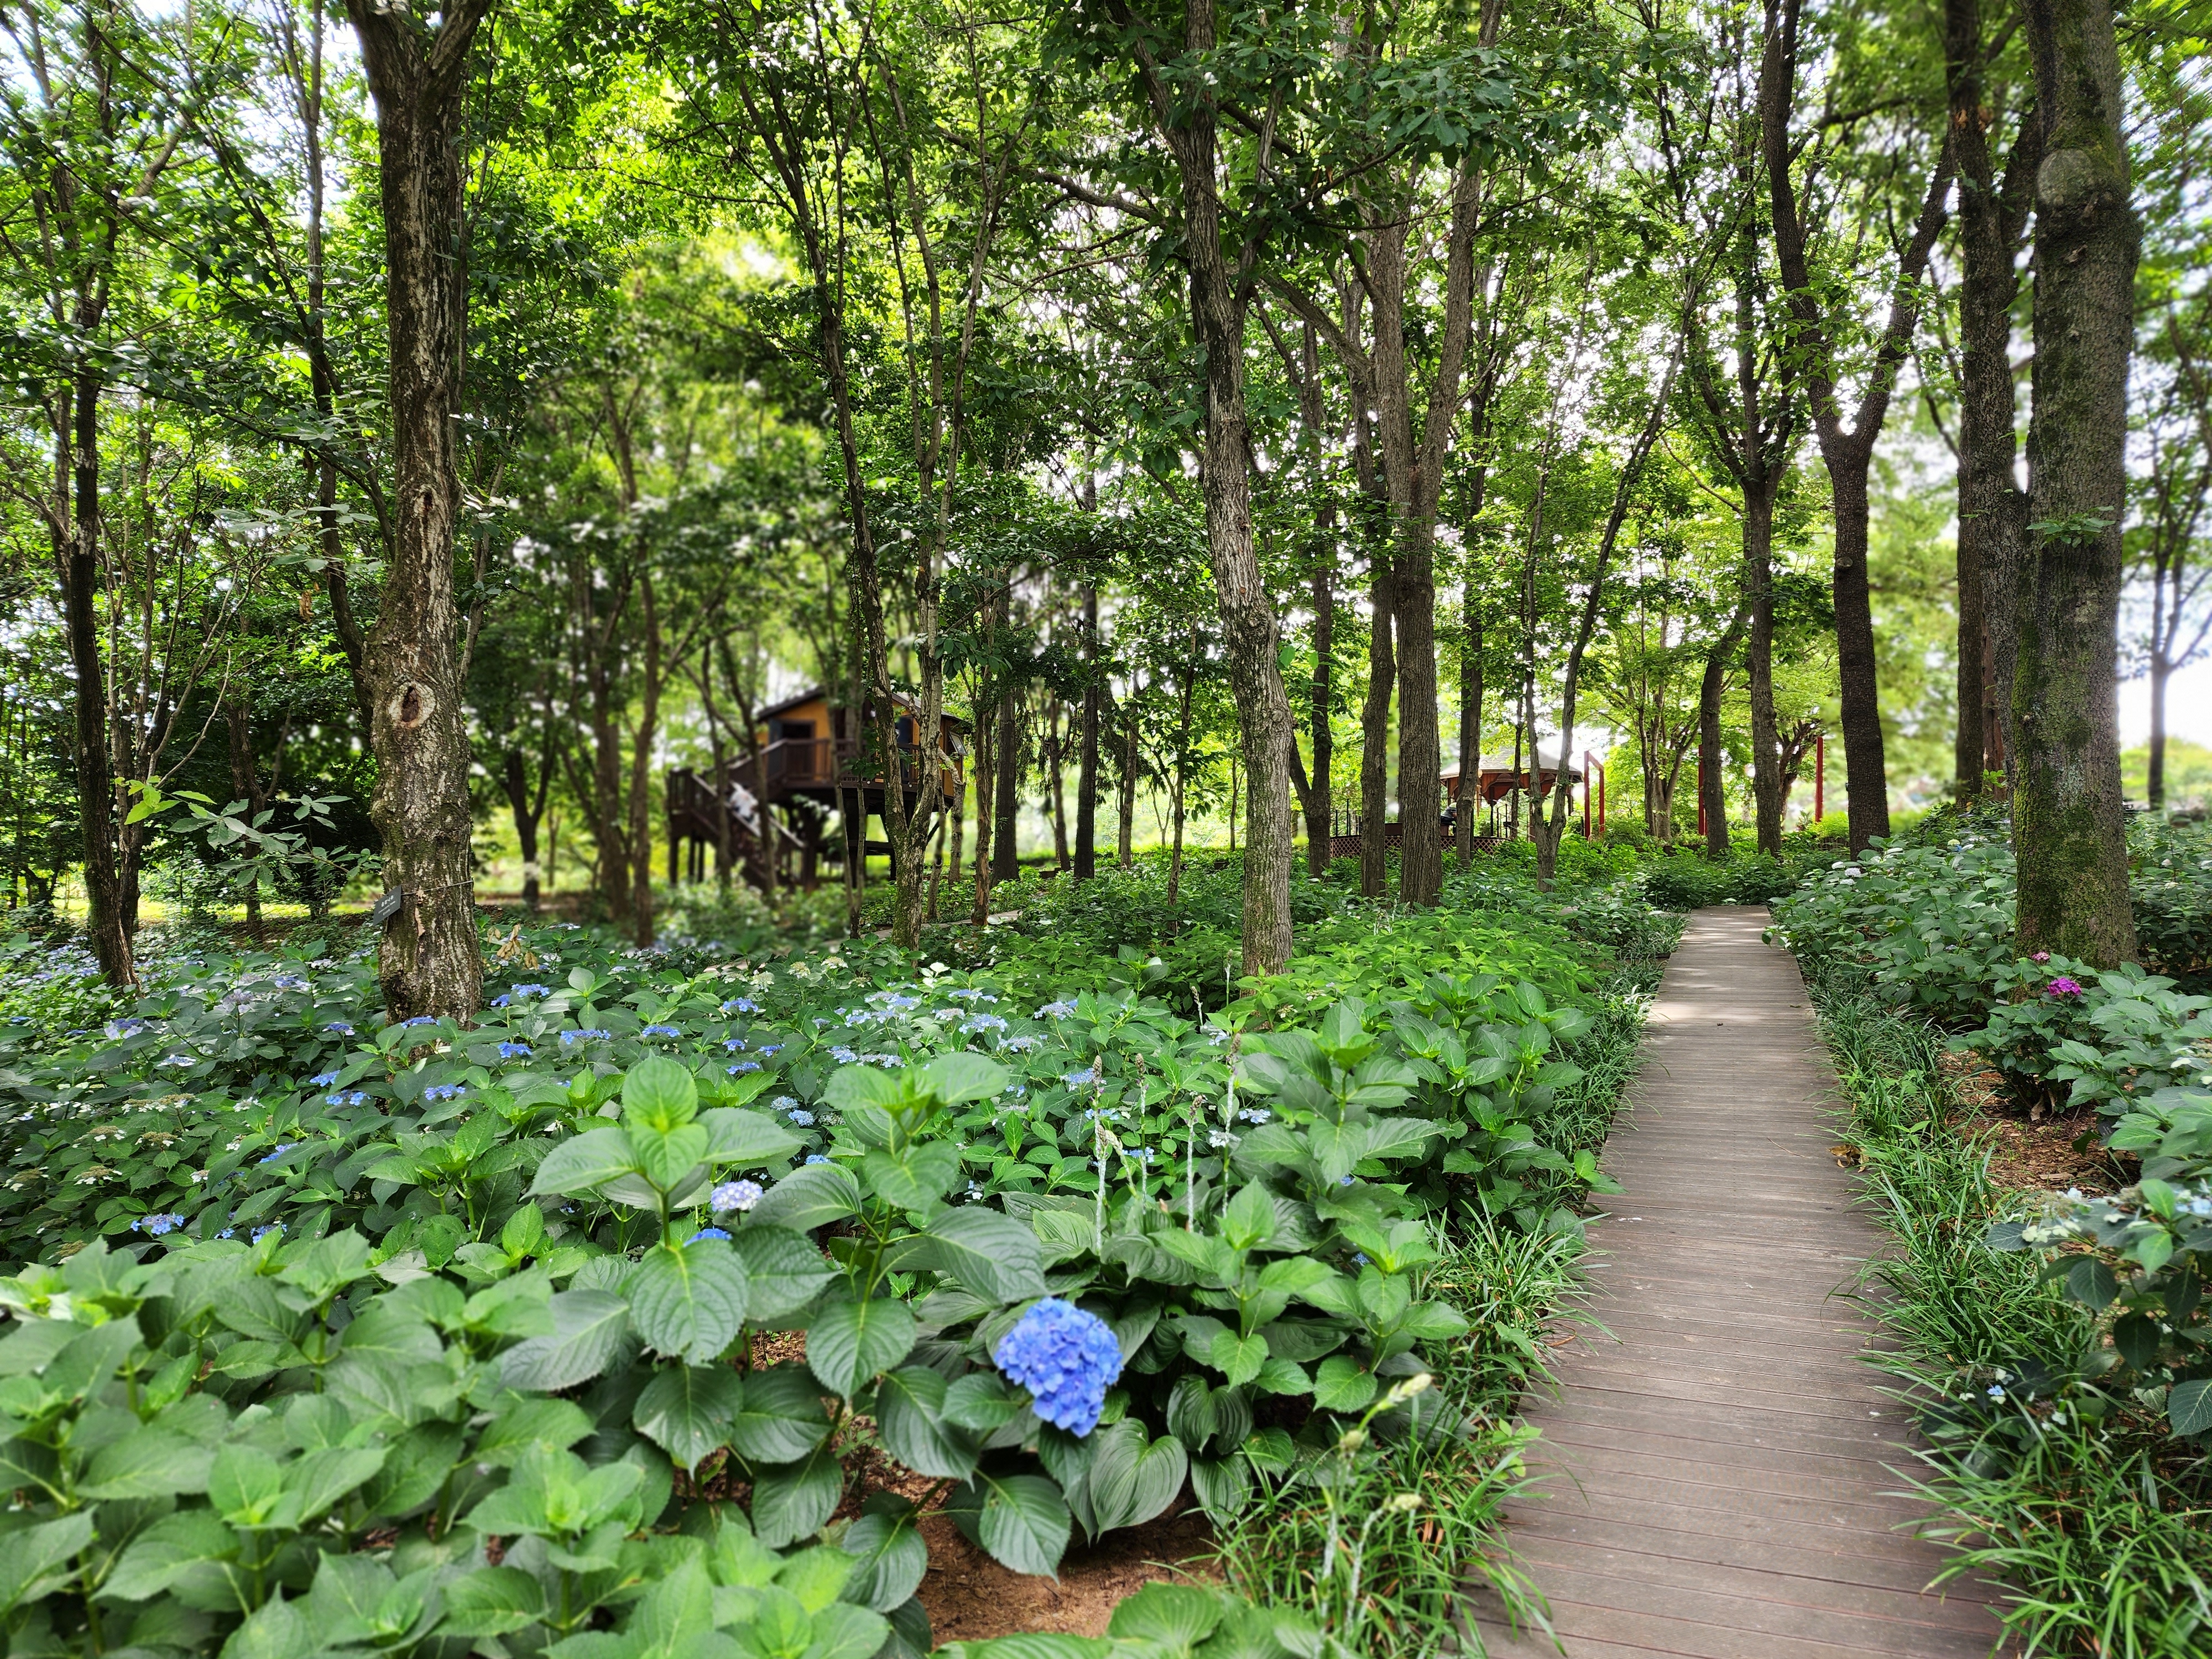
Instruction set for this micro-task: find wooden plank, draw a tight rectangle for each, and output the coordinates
[1469,907,2006,1658]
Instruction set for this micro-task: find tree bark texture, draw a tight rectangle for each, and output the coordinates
[992,690,1021,883]
[344,0,496,1020]
[1358,557,1396,899]
[2010,0,2138,965]
[1700,603,1751,858]
[1762,0,1953,854]
[1076,582,1100,879]
[1947,0,2040,802]
[1124,0,1297,973]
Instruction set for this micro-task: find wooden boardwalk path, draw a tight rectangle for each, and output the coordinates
[1472,906,2008,1659]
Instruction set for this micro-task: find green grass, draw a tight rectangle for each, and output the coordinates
[1807,965,2212,1659]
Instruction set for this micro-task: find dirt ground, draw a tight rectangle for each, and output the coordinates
[1937,1050,2132,1195]
[914,1504,1218,1643]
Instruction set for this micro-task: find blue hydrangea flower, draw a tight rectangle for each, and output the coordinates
[510,984,551,1000]
[561,1029,613,1046]
[643,1024,682,1038]
[324,1021,355,1036]
[688,1227,732,1243]
[712,1179,763,1212]
[962,1014,1009,1035]
[402,1015,438,1028]
[773,1095,800,1112]
[759,1044,783,1057]
[260,1142,300,1164]
[829,1046,859,1065]
[786,1108,815,1126]
[721,998,759,1015]
[423,1084,467,1103]
[132,1212,186,1236]
[498,1041,533,1060]
[728,1061,761,1075]
[1035,1000,1078,1019]
[993,1298,1124,1437]
[724,1037,748,1052]
[1063,1068,1095,1089]
[310,1071,340,1087]
[251,1223,284,1243]
[272,975,310,991]
[804,1154,829,1166]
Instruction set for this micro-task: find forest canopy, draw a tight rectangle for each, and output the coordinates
[1,0,2206,1008]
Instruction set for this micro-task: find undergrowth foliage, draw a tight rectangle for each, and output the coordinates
[1789,832,2212,1656]
[0,859,1666,1659]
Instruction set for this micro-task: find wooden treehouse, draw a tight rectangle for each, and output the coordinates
[666,688,966,892]
[1326,749,1605,860]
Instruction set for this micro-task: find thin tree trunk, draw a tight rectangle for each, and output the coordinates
[2009,0,2138,964]
[992,688,1020,883]
[1702,602,1751,858]
[343,0,497,1020]
[1946,0,2040,801]
[1047,702,1069,869]
[1076,576,1100,880]
[1118,0,1296,972]
[1167,654,1197,906]
[1117,689,1140,868]
[2148,654,2169,808]
[1762,0,1952,854]
[1358,559,1396,898]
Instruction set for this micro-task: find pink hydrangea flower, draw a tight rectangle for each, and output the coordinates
[2032,952,2051,964]
[2047,976,2084,998]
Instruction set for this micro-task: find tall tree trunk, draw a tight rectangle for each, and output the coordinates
[992,690,1020,883]
[343,0,497,1020]
[1119,0,1297,972]
[1047,703,1069,869]
[1458,597,1483,867]
[1762,0,1952,854]
[1358,559,1396,898]
[969,706,994,924]
[1946,0,2040,802]
[1701,603,1751,858]
[626,572,662,946]
[1167,653,1197,907]
[60,369,132,985]
[1117,691,1140,869]
[1076,580,1100,880]
[502,747,546,912]
[2010,0,2138,964]
[2148,653,2169,808]
[1745,485,1785,853]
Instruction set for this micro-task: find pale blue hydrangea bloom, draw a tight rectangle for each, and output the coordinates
[993,1298,1124,1437]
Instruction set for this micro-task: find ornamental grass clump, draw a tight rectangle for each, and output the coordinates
[992,1296,1124,1436]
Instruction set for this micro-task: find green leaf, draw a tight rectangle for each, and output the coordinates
[210,1443,291,1527]
[623,1055,701,1128]
[731,1225,839,1321]
[500,1288,633,1392]
[826,1063,905,1114]
[726,1365,834,1464]
[925,1208,1047,1305]
[699,1107,802,1166]
[2171,1378,2212,1437]
[807,1295,917,1397]
[633,1365,745,1470]
[632,1121,711,1193]
[874,1365,981,1480]
[1085,1418,1186,1534]
[949,1471,1070,1578]
[0,1510,93,1615]
[529,1127,639,1198]
[862,1142,963,1212]
[1207,1330,1269,1388]
[79,1427,215,1499]
[750,1443,844,1548]
[221,1588,315,1659]
[285,1445,388,1519]
[838,1506,928,1613]
[1312,1355,1378,1412]
[1106,1582,1223,1647]
[627,1241,750,1365]
[805,1602,894,1659]
[2065,1258,2120,1310]
[918,1053,1009,1106]
[476,1395,597,1466]
[103,1511,237,1601]
[748,1162,863,1232]
[439,1566,547,1637]
[1221,1184,1276,1250]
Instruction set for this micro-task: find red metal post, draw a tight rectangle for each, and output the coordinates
[1598,757,1606,833]
[1582,761,1590,837]
[1814,734,1825,824]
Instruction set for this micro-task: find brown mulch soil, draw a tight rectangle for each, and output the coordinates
[1936,1051,2132,1196]
[915,1504,1218,1644]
